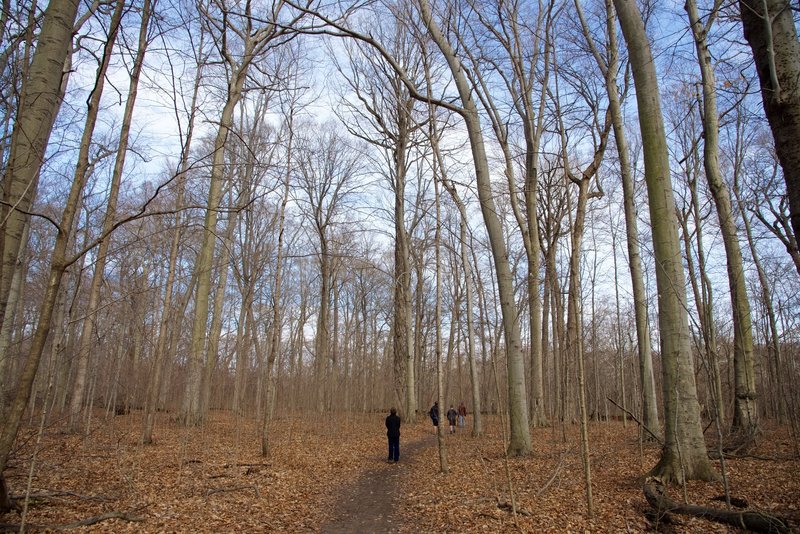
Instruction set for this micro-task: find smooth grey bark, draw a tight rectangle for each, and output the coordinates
[0,0,128,507]
[575,0,660,438]
[739,0,800,256]
[686,0,758,439]
[612,0,716,483]
[462,0,551,429]
[0,0,79,337]
[417,0,531,455]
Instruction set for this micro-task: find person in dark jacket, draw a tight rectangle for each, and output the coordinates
[386,407,401,463]
[429,401,439,428]
[446,405,458,434]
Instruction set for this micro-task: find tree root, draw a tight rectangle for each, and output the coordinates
[0,510,145,532]
[643,477,790,533]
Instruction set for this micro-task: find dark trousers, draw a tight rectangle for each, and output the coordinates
[388,435,399,462]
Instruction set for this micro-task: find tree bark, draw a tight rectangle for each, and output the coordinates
[686,0,758,440]
[0,0,80,332]
[575,0,660,437]
[417,0,531,455]
[739,0,800,258]
[612,0,717,483]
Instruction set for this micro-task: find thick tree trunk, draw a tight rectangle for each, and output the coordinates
[739,0,800,257]
[417,0,531,454]
[612,0,716,483]
[0,0,80,331]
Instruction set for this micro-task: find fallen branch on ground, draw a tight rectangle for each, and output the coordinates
[0,510,144,532]
[643,477,790,533]
[12,490,115,502]
[205,485,260,498]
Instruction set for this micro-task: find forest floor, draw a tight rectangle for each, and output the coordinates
[1,410,798,532]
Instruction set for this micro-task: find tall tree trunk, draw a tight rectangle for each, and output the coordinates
[182,42,257,426]
[433,166,448,473]
[576,0,660,437]
[0,0,80,333]
[739,0,800,255]
[417,0,531,454]
[686,0,758,440]
[612,0,717,483]
[679,184,725,425]
[262,118,293,455]
[731,115,785,423]
[0,0,123,505]
[201,212,236,417]
[68,0,150,431]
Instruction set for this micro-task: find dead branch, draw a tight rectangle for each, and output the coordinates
[205,485,260,498]
[221,462,271,468]
[497,501,532,516]
[12,490,115,502]
[536,455,564,496]
[606,397,663,445]
[643,477,790,533]
[0,510,144,532]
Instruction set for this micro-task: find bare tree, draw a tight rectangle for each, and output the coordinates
[329,17,427,421]
[686,0,757,442]
[0,0,80,341]
[181,0,300,425]
[612,0,716,482]
[415,0,531,454]
[574,0,660,438]
[294,122,363,412]
[68,0,154,432]
[739,0,800,255]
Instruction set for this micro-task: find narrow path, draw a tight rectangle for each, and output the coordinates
[319,434,434,533]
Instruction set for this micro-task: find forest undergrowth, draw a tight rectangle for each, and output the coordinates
[1,410,797,532]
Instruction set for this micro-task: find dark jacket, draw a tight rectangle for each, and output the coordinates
[447,408,458,424]
[386,413,401,438]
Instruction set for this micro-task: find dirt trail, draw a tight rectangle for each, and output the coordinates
[320,434,434,533]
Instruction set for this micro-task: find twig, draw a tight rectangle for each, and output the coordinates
[536,455,564,496]
[606,397,663,445]
[0,510,144,532]
[12,490,115,502]
[205,485,260,498]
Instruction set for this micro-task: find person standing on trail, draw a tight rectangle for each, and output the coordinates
[446,405,458,434]
[429,402,439,429]
[386,407,401,463]
[457,402,467,431]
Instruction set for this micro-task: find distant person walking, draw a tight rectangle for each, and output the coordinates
[429,401,439,429]
[457,402,467,430]
[446,405,458,434]
[386,407,401,463]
